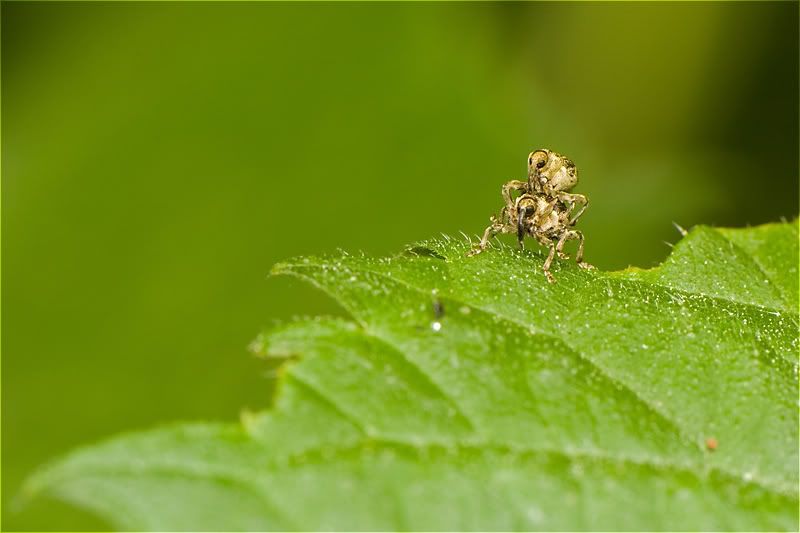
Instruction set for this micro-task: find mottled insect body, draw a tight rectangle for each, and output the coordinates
[467,149,593,283]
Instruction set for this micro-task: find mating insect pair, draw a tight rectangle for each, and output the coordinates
[466,149,593,283]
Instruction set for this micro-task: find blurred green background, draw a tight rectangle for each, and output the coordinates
[3,2,797,530]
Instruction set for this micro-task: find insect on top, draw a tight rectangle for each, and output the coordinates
[466,149,593,283]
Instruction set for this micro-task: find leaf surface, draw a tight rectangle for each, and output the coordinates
[24,221,799,531]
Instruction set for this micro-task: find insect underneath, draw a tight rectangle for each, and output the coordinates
[466,148,594,283]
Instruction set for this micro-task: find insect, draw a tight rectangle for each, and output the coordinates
[466,149,593,283]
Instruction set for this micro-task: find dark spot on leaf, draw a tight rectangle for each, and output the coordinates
[404,246,446,260]
[433,298,445,319]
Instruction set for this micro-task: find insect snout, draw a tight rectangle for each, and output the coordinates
[516,201,536,241]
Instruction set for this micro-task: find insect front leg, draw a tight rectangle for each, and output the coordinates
[466,217,508,257]
[502,180,528,213]
[557,192,588,225]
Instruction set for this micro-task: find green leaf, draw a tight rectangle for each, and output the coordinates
[23,221,799,531]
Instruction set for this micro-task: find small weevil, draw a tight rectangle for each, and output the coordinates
[467,149,593,283]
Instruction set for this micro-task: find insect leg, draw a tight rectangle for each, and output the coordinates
[502,180,528,212]
[541,237,557,283]
[565,229,595,270]
[466,219,505,257]
[499,206,510,224]
[558,193,588,225]
[575,231,585,262]
[555,230,570,259]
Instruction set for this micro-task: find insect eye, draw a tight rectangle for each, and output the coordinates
[536,160,546,169]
